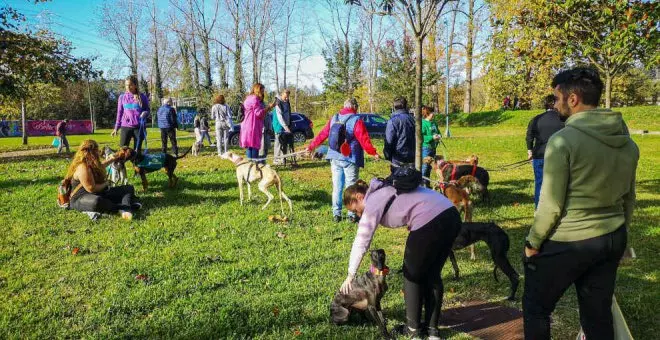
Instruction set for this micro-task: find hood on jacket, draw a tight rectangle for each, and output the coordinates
[365,178,388,200]
[566,109,631,148]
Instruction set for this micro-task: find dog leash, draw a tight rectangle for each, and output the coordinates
[245,150,308,163]
[370,158,449,187]
[482,159,531,172]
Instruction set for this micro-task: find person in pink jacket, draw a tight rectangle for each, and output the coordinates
[240,83,276,163]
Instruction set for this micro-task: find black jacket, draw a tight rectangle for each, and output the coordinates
[384,109,416,163]
[526,109,565,159]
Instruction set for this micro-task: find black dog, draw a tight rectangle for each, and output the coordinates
[330,249,390,339]
[449,222,519,301]
[119,146,192,191]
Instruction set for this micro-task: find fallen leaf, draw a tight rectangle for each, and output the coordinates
[135,274,148,281]
[153,192,164,197]
[513,202,520,207]
[400,289,405,297]
[276,232,286,239]
[272,306,280,317]
[450,287,455,293]
[71,247,80,255]
[293,329,301,336]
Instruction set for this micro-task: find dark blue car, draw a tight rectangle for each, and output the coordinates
[356,113,388,138]
[228,112,315,146]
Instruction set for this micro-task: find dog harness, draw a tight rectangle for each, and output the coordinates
[137,153,166,171]
[441,162,478,181]
[237,161,264,180]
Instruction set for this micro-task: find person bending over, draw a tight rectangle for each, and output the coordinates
[66,140,141,220]
[340,178,461,339]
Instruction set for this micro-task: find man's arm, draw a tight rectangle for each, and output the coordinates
[307,120,331,151]
[384,120,395,160]
[526,116,536,152]
[353,118,377,156]
[526,134,570,249]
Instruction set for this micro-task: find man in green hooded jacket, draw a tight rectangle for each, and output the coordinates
[522,67,638,340]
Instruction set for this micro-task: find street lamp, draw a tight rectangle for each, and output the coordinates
[444,19,451,138]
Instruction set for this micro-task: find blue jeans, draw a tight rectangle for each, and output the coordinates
[246,147,259,160]
[421,146,436,187]
[331,159,359,218]
[532,158,544,209]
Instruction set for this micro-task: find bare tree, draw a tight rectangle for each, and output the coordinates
[149,0,163,103]
[99,0,142,75]
[347,0,455,169]
[358,1,392,112]
[243,0,278,84]
[221,0,246,94]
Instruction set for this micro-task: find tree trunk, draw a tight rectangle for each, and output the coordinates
[414,37,423,170]
[21,99,27,145]
[87,78,94,132]
[605,72,612,108]
[191,29,200,91]
[463,0,474,114]
[202,35,212,91]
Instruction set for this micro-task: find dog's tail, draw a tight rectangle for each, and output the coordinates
[175,146,194,160]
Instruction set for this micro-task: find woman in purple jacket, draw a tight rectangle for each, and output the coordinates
[240,83,276,162]
[341,178,461,339]
[112,75,150,152]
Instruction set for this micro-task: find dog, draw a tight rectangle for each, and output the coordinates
[449,222,520,301]
[221,151,293,215]
[438,178,476,260]
[118,146,192,192]
[191,140,202,156]
[427,155,490,201]
[330,249,390,339]
[104,146,128,186]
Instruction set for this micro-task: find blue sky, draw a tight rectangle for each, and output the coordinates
[4,0,328,89]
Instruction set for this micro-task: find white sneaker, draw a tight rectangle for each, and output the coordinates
[83,211,101,221]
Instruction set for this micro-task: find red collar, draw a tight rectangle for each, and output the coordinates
[370,264,390,276]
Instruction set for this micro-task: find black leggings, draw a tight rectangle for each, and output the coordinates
[403,207,461,330]
[70,185,136,214]
[120,127,141,152]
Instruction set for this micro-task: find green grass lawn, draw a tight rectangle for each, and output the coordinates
[0,106,658,339]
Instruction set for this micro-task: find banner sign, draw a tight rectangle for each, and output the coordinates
[177,108,197,129]
[26,120,93,136]
[0,120,21,137]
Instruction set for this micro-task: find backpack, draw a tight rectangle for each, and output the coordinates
[328,114,356,156]
[57,178,83,209]
[380,165,423,215]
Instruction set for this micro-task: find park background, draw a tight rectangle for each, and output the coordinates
[1,0,659,339]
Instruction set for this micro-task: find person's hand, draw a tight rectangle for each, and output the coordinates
[525,246,539,258]
[433,134,441,140]
[373,153,380,160]
[340,274,355,294]
[284,126,291,133]
[527,150,533,160]
[111,129,117,137]
[305,144,313,152]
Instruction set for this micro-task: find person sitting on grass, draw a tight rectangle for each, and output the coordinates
[66,139,141,221]
[340,178,461,339]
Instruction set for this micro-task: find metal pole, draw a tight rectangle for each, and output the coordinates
[445,20,451,138]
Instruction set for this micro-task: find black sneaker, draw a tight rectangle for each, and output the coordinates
[427,326,441,340]
[391,324,422,339]
[333,215,342,223]
[131,202,142,211]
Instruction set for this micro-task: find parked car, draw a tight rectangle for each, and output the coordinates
[228,112,314,146]
[356,113,388,138]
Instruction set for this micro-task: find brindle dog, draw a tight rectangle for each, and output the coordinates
[330,249,391,339]
[449,222,520,301]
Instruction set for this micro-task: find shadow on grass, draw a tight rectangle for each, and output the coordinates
[453,110,513,127]
[0,152,70,164]
[290,189,333,210]
[0,176,60,190]
[484,179,534,208]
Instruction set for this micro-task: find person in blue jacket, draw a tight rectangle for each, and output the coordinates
[384,97,415,173]
[157,98,178,155]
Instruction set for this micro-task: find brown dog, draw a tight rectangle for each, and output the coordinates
[117,146,192,192]
[437,176,480,260]
[425,155,490,201]
[221,151,293,215]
